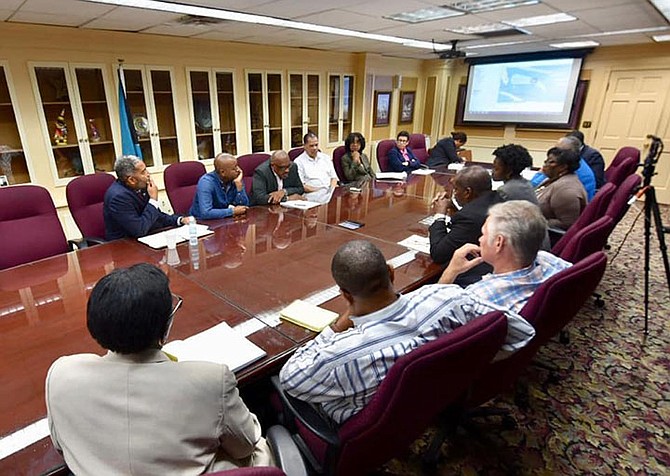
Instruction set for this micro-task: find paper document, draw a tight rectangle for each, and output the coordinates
[280,299,339,332]
[376,171,407,181]
[398,234,430,254]
[280,200,323,210]
[447,163,464,171]
[162,322,266,372]
[138,224,213,249]
[411,168,435,175]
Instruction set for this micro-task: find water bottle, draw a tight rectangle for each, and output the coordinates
[188,216,198,246]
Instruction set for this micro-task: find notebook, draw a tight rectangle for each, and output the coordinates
[279,299,339,332]
[162,322,266,372]
[138,224,213,249]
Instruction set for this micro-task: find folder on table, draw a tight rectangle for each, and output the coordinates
[162,322,266,372]
[279,299,339,332]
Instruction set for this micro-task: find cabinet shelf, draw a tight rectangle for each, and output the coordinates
[0,102,14,107]
[43,101,70,106]
[0,147,23,153]
[51,143,80,149]
[89,140,114,146]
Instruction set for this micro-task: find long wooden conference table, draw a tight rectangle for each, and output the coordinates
[0,172,453,475]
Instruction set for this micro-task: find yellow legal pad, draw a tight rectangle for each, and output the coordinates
[279,299,339,332]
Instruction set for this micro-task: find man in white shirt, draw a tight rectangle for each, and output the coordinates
[294,132,338,202]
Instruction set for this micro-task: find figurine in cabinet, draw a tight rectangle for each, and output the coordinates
[53,109,68,146]
[88,118,101,142]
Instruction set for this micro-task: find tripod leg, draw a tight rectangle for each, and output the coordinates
[644,192,652,334]
[650,189,670,294]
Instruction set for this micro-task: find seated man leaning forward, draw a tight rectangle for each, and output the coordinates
[251,150,304,205]
[279,239,535,424]
[46,263,274,475]
[190,153,249,220]
[439,200,571,313]
[294,132,338,202]
[429,165,500,286]
[104,155,189,240]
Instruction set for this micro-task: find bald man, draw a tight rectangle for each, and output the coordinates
[190,153,249,220]
[251,150,304,205]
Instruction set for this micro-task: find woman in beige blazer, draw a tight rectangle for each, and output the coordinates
[46,263,274,476]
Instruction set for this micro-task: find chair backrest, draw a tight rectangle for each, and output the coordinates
[0,185,70,270]
[605,155,640,187]
[238,153,272,193]
[605,146,640,180]
[605,173,642,225]
[66,172,115,240]
[408,133,428,164]
[332,311,507,475]
[331,145,346,182]
[288,147,304,161]
[552,182,616,256]
[164,161,206,215]
[466,252,607,408]
[559,215,615,263]
[375,139,396,172]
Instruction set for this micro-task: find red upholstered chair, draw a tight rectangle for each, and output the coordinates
[408,133,429,164]
[331,145,346,182]
[164,161,206,215]
[605,146,640,184]
[0,185,72,270]
[551,182,616,256]
[375,139,396,172]
[558,216,615,264]
[605,173,642,226]
[288,147,304,161]
[238,153,272,194]
[205,469,286,476]
[605,155,640,187]
[273,311,508,476]
[467,253,606,412]
[66,172,115,244]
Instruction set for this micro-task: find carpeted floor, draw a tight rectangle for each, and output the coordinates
[376,201,670,475]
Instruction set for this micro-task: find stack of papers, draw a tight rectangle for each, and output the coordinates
[375,171,407,181]
[162,322,266,372]
[279,299,339,332]
[279,200,323,210]
[398,234,430,254]
[411,168,435,175]
[138,224,213,249]
[447,163,464,171]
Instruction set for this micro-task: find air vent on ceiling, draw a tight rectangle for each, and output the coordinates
[476,28,529,38]
[176,15,226,26]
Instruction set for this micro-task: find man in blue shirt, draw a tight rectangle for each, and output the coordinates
[530,136,596,201]
[190,153,249,220]
[567,130,606,189]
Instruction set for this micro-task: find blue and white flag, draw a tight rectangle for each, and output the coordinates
[117,66,142,158]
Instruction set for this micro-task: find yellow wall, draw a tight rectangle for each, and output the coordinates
[2,21,670,241]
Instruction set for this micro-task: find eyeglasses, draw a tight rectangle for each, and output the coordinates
[169,293,183,320]
[397,138,409,143]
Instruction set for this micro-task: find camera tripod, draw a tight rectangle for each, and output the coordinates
[640,135,670,334]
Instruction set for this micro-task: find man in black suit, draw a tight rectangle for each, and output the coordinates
[251,150,304,205]
[428,165,499,286]
[103,155,189,240]
[427,131,467,168]
[567,130,606,189]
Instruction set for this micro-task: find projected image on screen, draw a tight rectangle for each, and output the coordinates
[463,56,583,125]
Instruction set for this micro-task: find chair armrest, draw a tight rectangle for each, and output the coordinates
[266,425,309,476]
[39,463,72,476]
[83,236,107,246]
[547,226,566,247]
[270,376,340,446]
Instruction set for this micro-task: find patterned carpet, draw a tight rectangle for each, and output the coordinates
[377,201,670,475]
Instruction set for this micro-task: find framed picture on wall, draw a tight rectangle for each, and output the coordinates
[373,91,391,127]
[399,91,415,124]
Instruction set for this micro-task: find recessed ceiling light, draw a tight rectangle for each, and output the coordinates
[550,40,599,48]
[445,23,516,35]
[445,0,539,14]
[82,0,455,51]
[505,13,577,28]
[385,6,464,23]
[652,34,670,41]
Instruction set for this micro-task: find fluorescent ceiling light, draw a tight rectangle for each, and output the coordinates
[576,26,670,37]
[649,0,670,21]
[464,39,535,49]
[385,6,464,23]
[550,40,599,48]
[445,0,539,13]
[83,0,454,51]
[445,23,516,35]
[652,34,670,41]
[505,13,576,28]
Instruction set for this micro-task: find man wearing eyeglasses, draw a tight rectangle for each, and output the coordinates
[251,150,304,205]
[45,263,274,475]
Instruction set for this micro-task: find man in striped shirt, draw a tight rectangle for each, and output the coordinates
[279,238,536,424]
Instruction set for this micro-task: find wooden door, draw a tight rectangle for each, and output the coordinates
[594,69,670,202]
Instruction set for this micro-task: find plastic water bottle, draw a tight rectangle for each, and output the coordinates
[188,216,198,246]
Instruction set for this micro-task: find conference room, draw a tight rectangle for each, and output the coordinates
[1,1,669,474]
